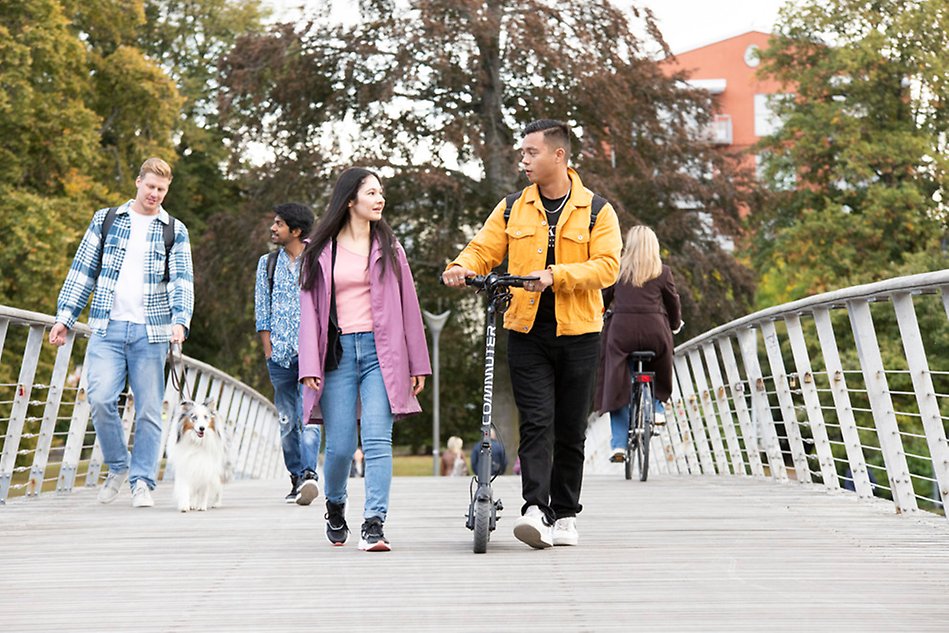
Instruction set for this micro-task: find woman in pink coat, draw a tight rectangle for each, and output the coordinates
[299,167,431,552]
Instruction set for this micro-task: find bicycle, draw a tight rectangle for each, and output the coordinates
[625,351,657,482]
[445,271,538,553]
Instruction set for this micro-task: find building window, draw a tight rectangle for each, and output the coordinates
[754,94,787,137]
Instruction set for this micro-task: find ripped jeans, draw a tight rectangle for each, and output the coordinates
[267,357,320,477]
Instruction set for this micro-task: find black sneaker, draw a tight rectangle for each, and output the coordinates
[284,475,300,504]
[325,500,349,546]
[358,517,390,552]
[296,469,319,506]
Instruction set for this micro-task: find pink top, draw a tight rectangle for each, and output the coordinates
[334,244,374,333]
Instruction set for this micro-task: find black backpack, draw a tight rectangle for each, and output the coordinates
[502,189,608,231]
[98,206,176,282]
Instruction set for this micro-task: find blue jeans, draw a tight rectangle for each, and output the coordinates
[267,357,320,478]
[320,332,393,521]
[609,359,665,451]
[86,321,167,490]
[610,399,665,451]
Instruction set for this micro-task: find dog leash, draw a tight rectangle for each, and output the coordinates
[168,342,191,399]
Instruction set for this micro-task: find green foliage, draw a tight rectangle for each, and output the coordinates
[753,0,948,306]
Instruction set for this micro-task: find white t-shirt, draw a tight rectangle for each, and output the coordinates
[110,210,154,323]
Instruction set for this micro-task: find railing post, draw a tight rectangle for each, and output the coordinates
[57,352,91,494]
[673,356,717,474]
[760,320,812,483]
[784,314,839,491]
[666,374,702,475]
[892,291,949,515]
[664,387,693,474]
[717,337,765,477]
[687,350,731,474]
[701,342,747,475]
[0,325,45,503]
[27,330,76,496]
[848,299,917,513]
[813,308,872,498]
[736,327,789,482]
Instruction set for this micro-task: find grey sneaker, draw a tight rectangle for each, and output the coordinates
[131,480,154,508]
[97,471,128,504]
[296,470,319,506]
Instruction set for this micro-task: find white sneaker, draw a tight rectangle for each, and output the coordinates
[97,471,128,504]
[513,506,552,549]
[552,517,579,546]
[131,480,154,508]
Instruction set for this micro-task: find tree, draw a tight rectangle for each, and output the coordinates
[753,0,948,307]
[218,0,757,451]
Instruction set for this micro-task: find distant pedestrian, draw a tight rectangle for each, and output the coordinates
[441,436,467,476]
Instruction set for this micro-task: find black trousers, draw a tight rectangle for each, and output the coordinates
[508,328,600,524]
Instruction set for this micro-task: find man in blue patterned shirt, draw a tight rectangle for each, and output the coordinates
[49,157,194,508]
[255,203,321,505]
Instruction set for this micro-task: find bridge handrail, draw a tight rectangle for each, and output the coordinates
[675,269,949,354]
[0,306,281,504]
[586,269,949,522]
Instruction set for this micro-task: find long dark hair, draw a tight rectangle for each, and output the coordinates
[300,167,400,291]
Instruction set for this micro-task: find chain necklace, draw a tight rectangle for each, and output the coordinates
[542,185,572,215]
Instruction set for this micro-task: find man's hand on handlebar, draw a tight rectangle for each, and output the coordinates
[524,269,553,293]
[442,266,476,288]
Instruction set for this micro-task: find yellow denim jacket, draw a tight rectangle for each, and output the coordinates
[448,168,622,336]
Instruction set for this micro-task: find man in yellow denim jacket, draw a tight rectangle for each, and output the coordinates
[444,119,622,550]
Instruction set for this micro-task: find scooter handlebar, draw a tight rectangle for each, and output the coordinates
[439,271,539,289]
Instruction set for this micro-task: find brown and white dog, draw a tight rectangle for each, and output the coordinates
[171,398,229,512]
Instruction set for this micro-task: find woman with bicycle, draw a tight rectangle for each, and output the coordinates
[594,226,682,463]
[298,167,431,552]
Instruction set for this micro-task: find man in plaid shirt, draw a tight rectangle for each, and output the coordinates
[49,157,194,508]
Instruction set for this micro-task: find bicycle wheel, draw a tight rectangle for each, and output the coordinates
[636,385,654,482]
[625,387,637,480]
[473,498,490,553]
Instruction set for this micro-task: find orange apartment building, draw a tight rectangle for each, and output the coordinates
[662,30,787,174]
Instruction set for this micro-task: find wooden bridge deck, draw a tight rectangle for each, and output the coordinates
[3,474,949,632]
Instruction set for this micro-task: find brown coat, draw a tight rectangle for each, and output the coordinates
[594,265,681,414]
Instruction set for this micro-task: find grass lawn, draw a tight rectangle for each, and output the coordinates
[392,454,437,476]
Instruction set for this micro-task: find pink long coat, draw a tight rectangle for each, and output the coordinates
[299,239,432,421]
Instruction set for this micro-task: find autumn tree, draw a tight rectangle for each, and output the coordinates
[217,0,758,451]
[753,0,948,306]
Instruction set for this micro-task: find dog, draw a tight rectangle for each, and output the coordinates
[171,398,229,512]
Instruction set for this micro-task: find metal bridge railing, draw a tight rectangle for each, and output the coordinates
[0,306,281,504]
[620,269,949,518]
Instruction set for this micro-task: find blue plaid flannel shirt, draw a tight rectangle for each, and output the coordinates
[55,201,195,343]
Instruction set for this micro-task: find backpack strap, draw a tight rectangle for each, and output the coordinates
[266,250,280,299]
[589,194,607,231]
[502,189,524,224]
[95,207,119,278]
[97,206,177,283]
[504,189,607,231]
[162,215,176,283]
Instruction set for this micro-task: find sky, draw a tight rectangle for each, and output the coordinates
[262,0,791,54]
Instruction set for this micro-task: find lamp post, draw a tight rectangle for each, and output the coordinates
[422,309,450,476]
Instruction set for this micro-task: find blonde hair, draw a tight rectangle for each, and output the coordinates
[618,226,662,287]
[447,436,463,453]
[138,157,173,181]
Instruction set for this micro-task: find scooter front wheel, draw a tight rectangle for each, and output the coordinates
[473,498,491,553]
